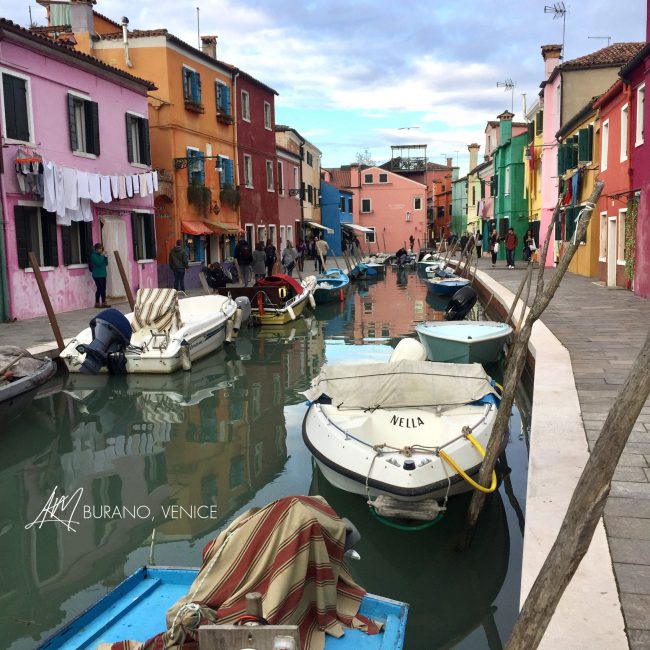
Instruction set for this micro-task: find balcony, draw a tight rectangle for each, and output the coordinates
[216,109,233,125]
[184,98,205,114]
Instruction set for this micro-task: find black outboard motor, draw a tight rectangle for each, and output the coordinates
[342,517,362,560]
[445,286,477,321]
[76,308,132,375]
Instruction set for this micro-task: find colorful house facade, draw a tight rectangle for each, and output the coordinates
[275,129,302,248]
[432,165,455,241]
[524,100,544,248]
[0,18,156,320]
[319,179,352,256]
[451,173,468,238]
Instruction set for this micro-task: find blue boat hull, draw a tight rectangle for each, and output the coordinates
[427,279,470,296]
[40,567,408,650]
[314,270,350,304]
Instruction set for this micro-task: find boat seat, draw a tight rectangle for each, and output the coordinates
[132,288,183,334]
[389,338,428,362]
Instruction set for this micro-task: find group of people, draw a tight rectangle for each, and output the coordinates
[487,228,537,269]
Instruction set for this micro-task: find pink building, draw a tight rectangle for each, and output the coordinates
[325,165,427,253]
[0,19,156,320]
[275,128,302,248]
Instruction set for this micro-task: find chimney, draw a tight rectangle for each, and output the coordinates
[467,143,480,172]
[541,44,563,80]
[446,157,453,168]
[497,110,513,145]
[70,0,95,34]
[201,35,218,59]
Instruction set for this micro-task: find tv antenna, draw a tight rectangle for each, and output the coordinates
[588,35,611,47]
[497,79,516,113]
[544,2,567,59]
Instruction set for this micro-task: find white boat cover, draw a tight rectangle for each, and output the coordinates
[132,288,183,333]
[303,359,498,410]
[0,346,44,378]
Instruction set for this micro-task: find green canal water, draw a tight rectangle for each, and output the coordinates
[1,267,529,650]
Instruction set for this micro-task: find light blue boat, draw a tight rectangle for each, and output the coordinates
[40,567,408,650]
[416,320,513,364]
[426,277,470,296]
[314,268,350,304]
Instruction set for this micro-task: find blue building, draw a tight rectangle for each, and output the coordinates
[320,180,353,256]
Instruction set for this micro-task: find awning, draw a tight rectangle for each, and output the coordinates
[181,220,214,236]
[205,220,243,235]
[342,223,374,234]
[307,221,334,234]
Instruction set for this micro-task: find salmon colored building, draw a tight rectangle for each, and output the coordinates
[43,1,241,288]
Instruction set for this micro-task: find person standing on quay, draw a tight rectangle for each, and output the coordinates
[169,239,189,292]
[315,236,329,273]
[252,242,266,281]
[264,239,277,277]
[476,231,483,258]
[505,227,518,269]
[90,243,109,308]
[489,229,499,267]
[234,237,253,286]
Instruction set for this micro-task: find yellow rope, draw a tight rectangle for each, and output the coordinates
[438,433,497,494]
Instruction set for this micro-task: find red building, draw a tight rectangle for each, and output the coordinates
[235,71,280,248]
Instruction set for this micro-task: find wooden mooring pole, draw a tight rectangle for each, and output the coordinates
[458,182,604,553]
[114,251,135,310]
[29,252,65,351]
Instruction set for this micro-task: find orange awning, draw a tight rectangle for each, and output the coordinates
[205,220,243,235]
[181,220,214,236]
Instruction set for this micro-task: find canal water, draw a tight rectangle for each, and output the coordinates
[1,266,529,650]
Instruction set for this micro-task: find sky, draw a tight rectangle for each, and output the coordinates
[5,0,647,174]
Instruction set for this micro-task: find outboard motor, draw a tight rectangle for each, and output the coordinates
[445,285,477,321]
[235,296,252,326]
[76,308,132,375]
[342,517,361,560]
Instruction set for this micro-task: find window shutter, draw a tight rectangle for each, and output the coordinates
[87,101,100,156]
[191,72,201,104]
[527,121,534,142]
[224,85,231,115]
[565,206,575,241]
[61,224,72,265]
[81,222,93,263]
[198,151,205,185]
[68,94,78,151]
[555,212,562,239]
[140,118,151,166]
[187,148,196,184]
[145,214,156,259]
[578,128,590,163]
[14,205,31,269]
[182,69,190,100]
[588,125,594,163]
[536,110,543,135]
[43,209,58,267]
[3,75,30,141]
[226,159,234,187]
[125,114,134,163]
[131,212,140,260]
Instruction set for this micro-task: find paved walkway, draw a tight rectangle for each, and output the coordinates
[2,255,650,645]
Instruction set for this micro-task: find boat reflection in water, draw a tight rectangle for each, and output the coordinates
[0,343,303,649]
[310,467,510,650]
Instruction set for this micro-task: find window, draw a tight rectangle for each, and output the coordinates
[601,119,609,172]
[636,84,645,146]
[68,93,100,155]
[599,212,607,259]
[277,161,284,195]
[505,167,510,195]
[2,72,32,142]
[125,113,151,165]
[361,198,372,213]
[379,173,388,183]
[617,209,626,262]
[293,168,299,200]
[217,156,234,189]
[339,196,346,211]
[365,227,376,243]
[182,66,202,107]
[215,81,231,116]
[307,185,313,204]
[264,101,271,129]
[184,233,205,263]
[347,197,353,213]
[61,221,92,265]
[243,154,253,188]
[413,196,422,210]
[132,212,156,261]
[14,205,58,268]
[364,173,373,183]
[306,151,313,166]
[287,225,293,245]
[257,225,266,244]
[187,148,204,186]
[266,160,274,192]
[241,90,250,121]
[279,225,285,246]
[621,104,628,162]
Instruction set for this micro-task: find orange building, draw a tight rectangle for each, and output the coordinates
[39,0,241,288]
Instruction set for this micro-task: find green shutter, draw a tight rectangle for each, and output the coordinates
[87,101,100,156]
[125,114,134,163]
[536,110,543,135]
[3,74,30,141]
[578,128,590,162]
[145,214,156,259]
[588,125,594,163]
[14,205,32,269]
[527,121,534,142]
[42,210,58,267]
[68,94,78,151]
[61,224,72,265]
[565,207,576,242]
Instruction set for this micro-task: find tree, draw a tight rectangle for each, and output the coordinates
[355,149,375,166]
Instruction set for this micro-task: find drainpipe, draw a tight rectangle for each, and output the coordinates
[122,17,133,68]
[0,192,10,321]
[231,70,240,256]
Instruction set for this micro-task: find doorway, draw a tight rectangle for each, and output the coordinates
[606,217,617,287]
[100,216,130,299]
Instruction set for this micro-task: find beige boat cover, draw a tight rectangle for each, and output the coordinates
[0,346,44,378]
[303,359,498,410]
[99,496,380,650]
[132,288,183,334]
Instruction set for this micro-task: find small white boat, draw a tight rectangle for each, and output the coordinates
[302,340,501,516]
[416,321,513,364]
[60,288,249,375]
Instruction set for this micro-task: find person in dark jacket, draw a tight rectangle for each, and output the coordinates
[505,228,518,269]
[234,238,253,286]
[168,239,189,291]
[252,242,266,281]
[90,243,109,307]
[203,263,228,289]
[264,239,277,277]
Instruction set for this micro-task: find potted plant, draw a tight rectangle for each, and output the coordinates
[220,183,240,210]
[187,181,211,216]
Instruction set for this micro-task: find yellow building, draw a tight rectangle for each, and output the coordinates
[524,100,544,236]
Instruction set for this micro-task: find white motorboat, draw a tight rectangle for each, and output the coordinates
[60,288,250,375]
[302,340,501,516]
[416,320,513,364]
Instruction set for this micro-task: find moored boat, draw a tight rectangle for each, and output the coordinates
[302,340,502,516]
[416,320,513,364]
[60,288,247,374]
[313,268,350,304]
[426,276,470,295]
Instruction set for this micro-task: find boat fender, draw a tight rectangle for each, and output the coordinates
[287,304,296,321]
[279,286,287,299]
[180,340,192,371]
[233,308,243,333]
[339,288,344,302]
[308,292,316,309]
[257,293,264,315]
[225,319,234,343]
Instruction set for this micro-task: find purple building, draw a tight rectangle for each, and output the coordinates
[0,19,156,320]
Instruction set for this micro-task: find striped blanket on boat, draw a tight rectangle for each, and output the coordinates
[101,496,381,650]
[132,288,183,334]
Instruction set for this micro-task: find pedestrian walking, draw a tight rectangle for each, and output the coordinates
[90,243,109,307]
[523,229,536,263]
[234,237,253,286]
[476,231,483,258]
[489,229,499,267]
[264,239,277,277]
[252,242,266,281]
[282,241,297,276]
[296,239,306,271]
[168,239,189,292]
[315,236,329,273]
[505,227,518,269]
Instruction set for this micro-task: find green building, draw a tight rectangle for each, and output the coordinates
[451,169,467,239]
